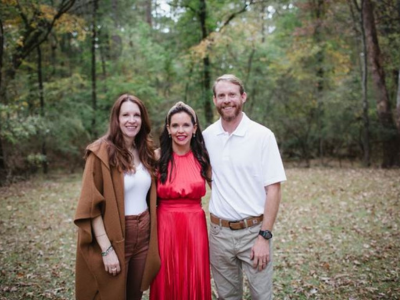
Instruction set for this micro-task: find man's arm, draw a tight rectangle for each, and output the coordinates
[250,182,281,271]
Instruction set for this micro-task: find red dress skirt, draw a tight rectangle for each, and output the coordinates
[150,151,211,300]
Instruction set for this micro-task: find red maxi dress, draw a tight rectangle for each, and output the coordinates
[150,151,211,300]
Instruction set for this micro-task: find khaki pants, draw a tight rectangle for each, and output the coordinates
[125,210,150,300]
[209,222,273,300]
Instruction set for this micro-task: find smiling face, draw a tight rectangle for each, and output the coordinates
[119,100,142,147]
[213,81,247,122]
[167,111,197,153]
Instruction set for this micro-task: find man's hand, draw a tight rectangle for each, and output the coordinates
[250,235,270,271]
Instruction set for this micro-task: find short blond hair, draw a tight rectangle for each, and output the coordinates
[212,74,245,96]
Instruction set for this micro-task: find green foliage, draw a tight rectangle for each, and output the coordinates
[1,0,400,178]
[0,101,44,143]
[26,153,47,167]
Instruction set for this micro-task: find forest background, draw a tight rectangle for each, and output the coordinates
[1,0,400,182]
[1,1,400,299]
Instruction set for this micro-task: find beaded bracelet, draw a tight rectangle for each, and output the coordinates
[101,245,114,257]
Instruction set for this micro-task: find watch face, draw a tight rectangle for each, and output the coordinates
[260,230,272,239]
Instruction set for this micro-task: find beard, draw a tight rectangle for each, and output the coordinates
[216,103,242,122]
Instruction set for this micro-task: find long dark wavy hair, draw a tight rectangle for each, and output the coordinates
[89,94,156,177]
[159,103,211,184]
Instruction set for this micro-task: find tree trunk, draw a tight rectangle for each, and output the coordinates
[184,63,194,103]
[50,33,57,77]
[202,56,213,124]
[245,48,255,87]
[313,0,325,163]
[145,0,152,27]
[98,27,108,93]
[37,46,48,174]
[261,2,266,43]
[112,0,119,27]
[0,18,3,96]
[199,0,213,125]
[359,0,371,166]
[91,0,98,137]
[396,0,400,133]
[349,0,371,166]
[248,76,258,116]
[363,0,400,167]
[99,45,107,93]
[0,19,6,174]
[396,68,400,132]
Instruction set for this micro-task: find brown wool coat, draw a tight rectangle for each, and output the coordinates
[74,141,160,300]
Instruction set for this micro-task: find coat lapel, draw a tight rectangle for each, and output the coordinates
[112,167,126,237]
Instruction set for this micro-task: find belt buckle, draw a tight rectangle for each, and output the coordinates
[228,221,242,230]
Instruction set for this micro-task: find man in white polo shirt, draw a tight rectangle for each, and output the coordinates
[203,74,286,300]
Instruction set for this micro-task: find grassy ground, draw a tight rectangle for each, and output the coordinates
[0,168,399,299]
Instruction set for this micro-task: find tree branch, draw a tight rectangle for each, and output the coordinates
[15,0,30,27]
[218,0,270,32]
[218,1,251,32]
[11,0,76,71]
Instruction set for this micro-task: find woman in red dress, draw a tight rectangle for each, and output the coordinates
[150,102,212,300]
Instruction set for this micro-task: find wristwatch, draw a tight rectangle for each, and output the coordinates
[259,230,273,240]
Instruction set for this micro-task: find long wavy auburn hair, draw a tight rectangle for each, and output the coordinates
[92,94,156,176]
[158,104,211,184]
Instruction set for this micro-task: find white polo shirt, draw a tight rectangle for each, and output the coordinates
[203,113,286,220]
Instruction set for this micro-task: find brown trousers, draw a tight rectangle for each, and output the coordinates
[125,210,150,300]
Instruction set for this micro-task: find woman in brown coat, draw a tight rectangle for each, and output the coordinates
[74,94,160,300]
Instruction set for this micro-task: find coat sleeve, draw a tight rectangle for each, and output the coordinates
[74,150,127,300]
[74,153,106,246]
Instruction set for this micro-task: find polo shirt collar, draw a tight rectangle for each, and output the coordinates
[216,112,249,136]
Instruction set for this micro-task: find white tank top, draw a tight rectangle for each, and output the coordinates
[124,163,151,216]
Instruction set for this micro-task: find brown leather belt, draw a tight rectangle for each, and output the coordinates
[210,214,263,230]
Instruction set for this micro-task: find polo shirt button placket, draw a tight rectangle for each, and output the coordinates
[222,133,231,162]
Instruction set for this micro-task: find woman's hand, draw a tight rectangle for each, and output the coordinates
[102,247,121,276]
[91,216,121,276]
